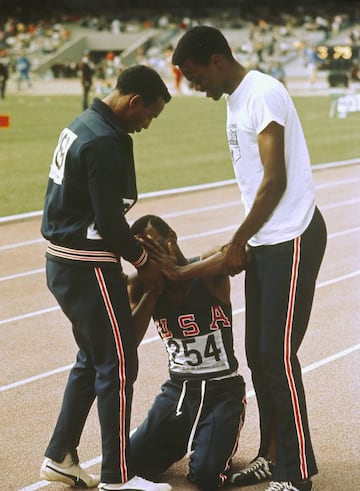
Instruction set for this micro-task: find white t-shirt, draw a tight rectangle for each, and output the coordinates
[226,70,315,246]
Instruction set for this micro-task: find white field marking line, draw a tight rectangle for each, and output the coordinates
[316,177,360,189]
[1,225,359,284]
[0,306,60,326]
[0,230,359,328]
[0,188,359,252]
[0,203,239,251]
[0,237,44,251]
[322,198,360,210]
[0,267,45,282]
[159,195,360,221]
[2,157,360,225]
[18,343,360,491]
[0,198,358,256]
[2,269,359,394]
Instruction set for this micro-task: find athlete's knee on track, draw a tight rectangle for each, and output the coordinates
[188,460,230,491]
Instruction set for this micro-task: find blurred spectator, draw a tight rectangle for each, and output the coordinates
[303,43,320,85]
[16,51,32,89]
[0,60,9,99]
[350,60,360,82]
[165,45,183,93]
[104,50,116,78]
[270,60,286,86]
[111,18,121,35]
[79,54,94,110]
[253,33,265,62]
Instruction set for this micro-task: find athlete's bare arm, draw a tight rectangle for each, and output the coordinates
[224,121,287,275]
[140,235,232,304]
[127,274,162,346]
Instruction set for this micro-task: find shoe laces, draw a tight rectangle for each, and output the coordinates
[266,482,297,491]
[242,456,269,475]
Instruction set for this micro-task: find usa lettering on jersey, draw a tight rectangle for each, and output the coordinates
[155,305,231,340]
[154,305,232,375]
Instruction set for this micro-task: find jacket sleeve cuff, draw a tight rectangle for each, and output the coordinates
[132,248,149,269]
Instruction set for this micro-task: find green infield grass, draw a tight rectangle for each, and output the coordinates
[0,93,359,217]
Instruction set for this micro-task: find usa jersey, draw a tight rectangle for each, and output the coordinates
[152,277,238,382]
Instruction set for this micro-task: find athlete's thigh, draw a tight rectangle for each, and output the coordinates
[130,381,189,468]
[191,379,246,470]
[47,261,136,371]
[245,243,292,360]
[257,243,296,349]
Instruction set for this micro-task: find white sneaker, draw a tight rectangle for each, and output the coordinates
[40,452,100,488]
[98,476,172,490]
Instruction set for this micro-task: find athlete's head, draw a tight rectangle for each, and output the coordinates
[107,65,171,133]
[115,65,171,106]
[172,26,235,100]
[131,215,177,253]
[172,26,233,67]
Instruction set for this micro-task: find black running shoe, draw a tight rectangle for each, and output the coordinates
[231,456,273,486]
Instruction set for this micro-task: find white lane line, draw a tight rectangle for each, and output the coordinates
[1,259,359,328]
[0,334,164,393]
[316,271,360,288]
[321,198,360,210]
[0,363,73,393]
[328,227,360,239]
[1,155,359,225]
[18,342,360,491]
[0,268,45,282]
[1,254,359,327]
[0,306,60,326]
[0,182,359,252]
[0,238,44,251]
[3,157,359,227]
[1,261,359,393]
[315,177,360,189]
[302,344,360,373]
[0,225,359,283]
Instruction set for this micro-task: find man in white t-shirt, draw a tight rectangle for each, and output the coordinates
[172,26,327,491]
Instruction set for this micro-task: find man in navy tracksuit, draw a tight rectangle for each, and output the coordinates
[40,65,172,491]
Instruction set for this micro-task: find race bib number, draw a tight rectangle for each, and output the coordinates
[49,128,77,185]
[165,330,230,375]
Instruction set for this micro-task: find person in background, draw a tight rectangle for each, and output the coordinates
[16,51,32,90]
[269,60,286,87]
[79,53,94,110]
[0,60,9,99]
[172,26,327,491]
[127,214,246,491]
[39,65,172,491]
[165,45,184,93]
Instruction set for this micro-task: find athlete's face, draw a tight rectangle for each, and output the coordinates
[179,57,225,101]
[142,224,172,254]
[137,223,181,266]
[127,95,165,133]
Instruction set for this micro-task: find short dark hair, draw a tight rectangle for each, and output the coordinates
[172,25,233,67]
[116,65,171,106]
[131,214,172,237]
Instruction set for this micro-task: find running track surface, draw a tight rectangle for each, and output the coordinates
[0,163,359,491]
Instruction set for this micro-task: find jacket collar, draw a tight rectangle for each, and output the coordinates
[90,97,127,134]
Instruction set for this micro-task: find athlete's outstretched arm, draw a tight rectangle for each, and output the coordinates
[140,235,232,280]
[127,274,162,346]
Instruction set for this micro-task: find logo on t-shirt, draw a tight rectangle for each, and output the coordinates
[227,123,241,166]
